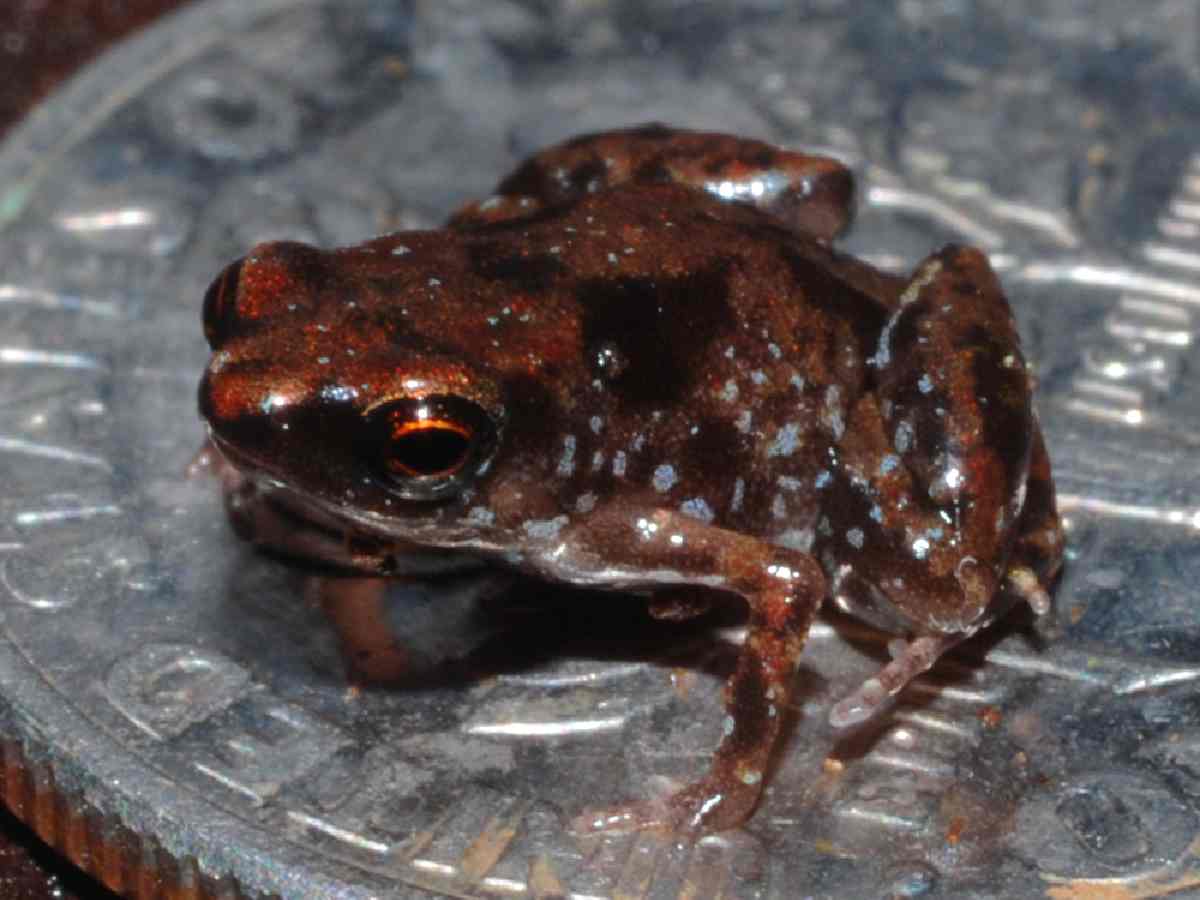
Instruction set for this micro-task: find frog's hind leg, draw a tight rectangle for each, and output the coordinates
[450,124,855,240]
[817,245,1061,727]
[827,432,1062,730]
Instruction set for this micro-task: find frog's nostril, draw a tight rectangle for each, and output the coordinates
[202,257,245,348]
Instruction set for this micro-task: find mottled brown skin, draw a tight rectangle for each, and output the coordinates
[197,124,1064,833]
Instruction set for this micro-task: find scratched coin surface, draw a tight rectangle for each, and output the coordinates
[3,1,1200,897]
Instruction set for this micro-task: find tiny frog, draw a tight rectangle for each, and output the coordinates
[198,125,1063,833]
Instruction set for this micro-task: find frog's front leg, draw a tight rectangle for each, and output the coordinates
[819,245,1058,726]
[554,506,825,834]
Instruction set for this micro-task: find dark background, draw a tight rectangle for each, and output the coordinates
[0,3,192,896]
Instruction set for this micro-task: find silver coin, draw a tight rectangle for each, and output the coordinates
[2,1,1200,897]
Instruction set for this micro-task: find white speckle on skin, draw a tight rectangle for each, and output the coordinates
[944,467,963,490]
[879,454,900,475]
[680,497,714,523]
[575,492,597,514]
[846,527,864,549]
[814,470,832,489]
[524,516,568,540]
[740,770,761,785]
[557,435,576,476]
[589,415,603,434]
[912,537,931,559]
[751,369,767,385]
[653,464,677,492]
[721,379,739,402]
[895,421,914,453]
[607,252,619,264]
[632,433,646,452]
[724,345,736,359]
[774,528,813,551]
[391,244,411,255]
[723,715,736,736]
[777,475,802,491]
[900,258,942,306]
[790,373,805,391]
[259,392,289,413]
[870,505,884,523]
[208,350,231,372]
[768,343,782,359]
[591,450,605,470]
[731,477,745,512]
[428,277,441,287]
[772,494,787,519]
[735,410,753,433]
[320,384,357,403]
[316,355,330,365]
[821,386,845,439]
[767,422,801,457]
[918,374,934,394]
[613,451,627,477]
[549,245,562,254]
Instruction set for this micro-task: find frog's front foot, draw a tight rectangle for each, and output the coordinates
[571,774,760,836]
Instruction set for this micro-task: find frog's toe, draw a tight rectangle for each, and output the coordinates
[829,632,965,729]
[1003,565,1052,616]
[571,793,675,835]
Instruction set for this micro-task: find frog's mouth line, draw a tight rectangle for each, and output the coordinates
[205,427,513,555]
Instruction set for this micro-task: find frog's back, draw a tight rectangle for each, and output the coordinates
[418,184,902,543]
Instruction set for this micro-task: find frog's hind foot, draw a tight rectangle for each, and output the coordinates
[829,632,966,729]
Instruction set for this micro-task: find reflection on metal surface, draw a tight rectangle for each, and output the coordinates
[1058,494,1200,531]
[1017,260,1200,305]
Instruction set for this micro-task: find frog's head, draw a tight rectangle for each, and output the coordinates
[198,240,511,536]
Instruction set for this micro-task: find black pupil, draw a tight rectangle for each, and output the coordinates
[392,427,470,477]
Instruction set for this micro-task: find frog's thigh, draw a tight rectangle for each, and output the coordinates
[567,508,825,832]
[625,132,855,241]
[855,245,1036,601]
[468,126,855,240]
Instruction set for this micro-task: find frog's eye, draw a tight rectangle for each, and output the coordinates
[363,395,496,500]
